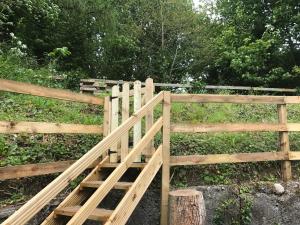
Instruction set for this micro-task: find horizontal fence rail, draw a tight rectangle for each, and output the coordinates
[171,123,300,133]
[0,121,103,134]
[171,94,300,104]
[0,79,103,105]
[80,79,297,93]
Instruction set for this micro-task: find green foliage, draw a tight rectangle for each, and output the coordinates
[213,186,253,225]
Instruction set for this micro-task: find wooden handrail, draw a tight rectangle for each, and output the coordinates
[2,91,164,225]
[66,117,163,224]
[0,79,103,105]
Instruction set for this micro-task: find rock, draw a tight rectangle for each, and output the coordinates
[274,183,285,195]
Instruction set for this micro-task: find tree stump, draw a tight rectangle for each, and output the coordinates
[168,189,206,225]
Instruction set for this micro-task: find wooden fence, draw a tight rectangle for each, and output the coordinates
[169,94,300,182]
[0,78,154,180]
[80,78,297,94]
[3,78,300,224]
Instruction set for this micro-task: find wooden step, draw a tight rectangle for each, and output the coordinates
[80,181,133,190]
[54,206,113,221]
[101,162,146,168]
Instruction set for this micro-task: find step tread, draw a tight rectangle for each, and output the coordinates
[80,181,133,190]
[55,206,113,221]
[101,162,146,168]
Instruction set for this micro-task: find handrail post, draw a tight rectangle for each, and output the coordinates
[161,91,171,225]
[278,104,292,181]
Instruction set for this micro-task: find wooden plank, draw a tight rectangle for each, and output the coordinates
[105,145,163,225]
[2,92,163,225]
[0,79,103,105]
[121,83,130,161]
[110,85,119,163]
[80,181,132,190]
[278,104,292,182]
[134,81,142,162]
[65,117,163,225]
[289,152,300,160]
[171,123,287,133]
[55,206,113,221]
[171,94,286,104]
[144,78,154,161]
[101,163,146,168]
[103,96,111,137]
[170,152,286,166]
[0,121,102,134]
[161,91,171,225]
[0,160,100,180]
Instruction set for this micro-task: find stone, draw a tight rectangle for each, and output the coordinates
[273,183,285,195]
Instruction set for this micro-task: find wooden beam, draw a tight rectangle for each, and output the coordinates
[161,91,171,225]
[0,79,103,105]
[65,117,163,225]
[171,94,286,104]
[0,121,102,134]
[0,160,100,180]
[278,104,292,182]
[110,85,119,163]
[171,123,286,133]
[289,151,300,160]
[121,83,130,161]
[134,81,142,162]
[170,152,286,166]
[1,91,163,225]
[144,78,154,161]
[105,145,163,225]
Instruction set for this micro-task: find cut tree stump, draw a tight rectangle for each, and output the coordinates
[168,189,206,225]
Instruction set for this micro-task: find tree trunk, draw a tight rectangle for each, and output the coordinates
[168,189,206,225]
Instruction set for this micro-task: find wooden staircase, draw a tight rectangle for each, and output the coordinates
[1,91,170,225]
[42,144,162,225]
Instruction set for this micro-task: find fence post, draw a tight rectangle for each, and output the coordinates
[110,85,119,163]
[133,81,142,162]
[102,96,111,158]
[278,104,292,181]
[161,91,171,225]
[121,82,130,162]
[144,78,154,161]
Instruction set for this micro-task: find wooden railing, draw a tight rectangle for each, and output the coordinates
[169,93,300,182]
[0,79,105,180]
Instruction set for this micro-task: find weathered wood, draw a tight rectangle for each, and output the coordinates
[133,81,142,162]
[110,85,119,163]
[171,94,286,104]
[278,104,292,182]
[80,181,132,190]
[144,78,154,161]
[81,79,297,93]
[168,189,206,225]
[0,160,97,180]
[105,145,163,225]
[2,92,163,225]
[65,117,163,225]
[0,79,103,105]
[121,82,130,161]
[0,121,102,134]
[161,91,171,225]
[170,152,286,166]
